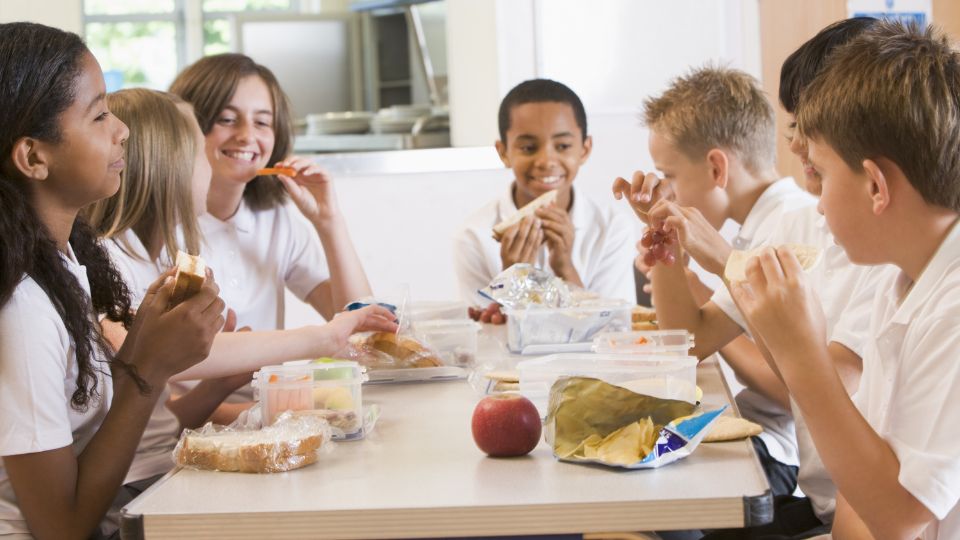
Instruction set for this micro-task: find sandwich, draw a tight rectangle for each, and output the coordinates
[175,418,329,473]
[366,332,443,368]
[724,244,821,283]
[492,189,559,241]
[169,250,206,308]
[632,306,658,331]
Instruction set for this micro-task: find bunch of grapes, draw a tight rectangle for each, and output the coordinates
[640,226,676,266]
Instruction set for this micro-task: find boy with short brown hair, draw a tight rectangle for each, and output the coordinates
[735,20,960,538]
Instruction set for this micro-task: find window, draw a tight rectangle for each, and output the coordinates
[83,0,300,91]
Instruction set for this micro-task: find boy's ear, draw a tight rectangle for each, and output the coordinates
[706,148,729,189]
[494,139,510,167]
[862,158,891,215]
[579,135,593,164]
[9,137,49,181]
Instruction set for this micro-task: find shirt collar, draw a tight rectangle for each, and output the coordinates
[735,178,804,248]
[496,184,583,230]
[204,198,255,234]
[887,218,960,325]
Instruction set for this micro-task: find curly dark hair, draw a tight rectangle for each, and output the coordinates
[497,79,588,143]
[0,22,138,411]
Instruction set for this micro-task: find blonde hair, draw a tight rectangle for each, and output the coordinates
[85,88,202,263]
[797,20,960,211]
[642,65,776,175]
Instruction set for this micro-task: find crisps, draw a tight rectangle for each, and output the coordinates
[724,244,821,282]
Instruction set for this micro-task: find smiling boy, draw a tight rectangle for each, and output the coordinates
[454,79,635,305]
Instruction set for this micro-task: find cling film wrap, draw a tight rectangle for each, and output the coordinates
[173,411,333,473]
[545,377,724,469]
[338,331,445,370]
[478,263,572,308]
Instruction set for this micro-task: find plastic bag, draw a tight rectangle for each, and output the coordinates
[545,377,723,469]
[173,411,332,473]
[338,331,444,370]
[478,263,572,308]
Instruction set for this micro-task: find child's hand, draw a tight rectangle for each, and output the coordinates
[274,156,341,225]
[468,303,506,324]
[121,268,225,387]
[729,247,827,357]
[536,204,582,285]
[649,199,731,277]
[499,215,543,269]
[612,170,673,223]
[326,305,399,351]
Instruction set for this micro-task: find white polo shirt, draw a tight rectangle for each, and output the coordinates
[0,246,114,537]
[453,185,637,304]
[104,231,182,484]
[713,202,896,523]
[708,178,817,470]
[171,199,330,401]
[855,220,960,540]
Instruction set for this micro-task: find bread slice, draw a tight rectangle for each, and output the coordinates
[367,332,443,368]
[169,250,206,308]
[176,426,326,473]
[492,189,559,241]
[632,306,656,324]
[724,244,821,283]
[702,416,763,443]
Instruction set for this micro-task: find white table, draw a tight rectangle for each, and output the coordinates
[121,357,771,539]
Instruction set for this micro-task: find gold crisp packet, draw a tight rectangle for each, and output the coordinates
[546,377,699,468]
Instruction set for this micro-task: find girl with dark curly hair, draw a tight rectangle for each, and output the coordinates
[0,22,225,539]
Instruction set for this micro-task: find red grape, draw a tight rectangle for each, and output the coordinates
[640,230,654,248]
[642,250,657,267]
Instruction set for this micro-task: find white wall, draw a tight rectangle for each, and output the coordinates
[0,0,82,33]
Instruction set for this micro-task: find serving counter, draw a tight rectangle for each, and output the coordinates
[121,345,771,539]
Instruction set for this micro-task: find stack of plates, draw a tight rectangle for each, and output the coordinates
[305,112,373,135]
[371,105,432,134]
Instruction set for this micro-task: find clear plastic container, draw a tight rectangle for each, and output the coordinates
[517,353,698,417]
[591,330,694,356]
[406,301,468,322]
[411,319,482,367]
[505,302,632,353]
[253,361,366,440]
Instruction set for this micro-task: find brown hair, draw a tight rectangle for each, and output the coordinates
[85,89,202,263]
[169,53,292,211]
[642,65,776,175]
[796,20,960,212]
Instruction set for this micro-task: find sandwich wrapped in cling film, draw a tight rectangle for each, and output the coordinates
[545,377,724,469]
[478,263,572,308]
[173,411,333,473]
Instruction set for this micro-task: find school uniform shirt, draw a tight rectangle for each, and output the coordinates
[170,200,331,401]
[104,231,181,484]
[708,178,817,471]
[713,199,897,523]
[854,220,960,540]
[0,246,114,537]
[453,186,637,304]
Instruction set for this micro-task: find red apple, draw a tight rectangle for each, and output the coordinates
[471,394,542,457]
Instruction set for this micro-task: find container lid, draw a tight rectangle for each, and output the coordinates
[411,319,481,332]
[591,330,694,355]
[516,353,698,374]
[254,360,365,386]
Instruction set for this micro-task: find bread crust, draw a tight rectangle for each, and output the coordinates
[492,189,559,241]
[169,251,205,308]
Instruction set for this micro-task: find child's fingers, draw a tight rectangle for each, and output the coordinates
[634,171,661,203]
[757,247,786,285]
[543,228,564,249]
[612,177,632,200]
[222,308,238,333]
[744,254,768,290]
[775,246,804,278]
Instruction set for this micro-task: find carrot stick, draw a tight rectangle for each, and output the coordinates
[257,167,297,177]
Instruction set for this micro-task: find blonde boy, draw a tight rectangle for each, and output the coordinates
[614,66,815,496]
[734,21,960,538]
